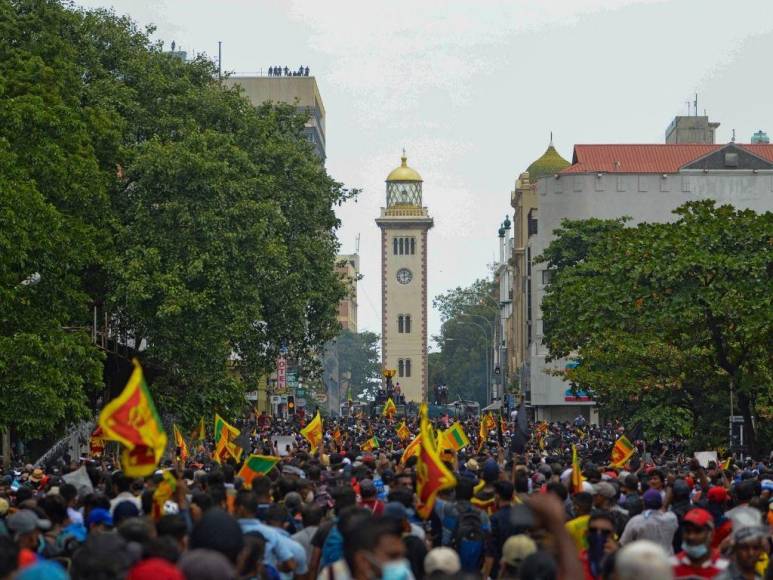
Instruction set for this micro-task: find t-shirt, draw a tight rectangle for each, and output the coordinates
[670,550,729,579]
[565,514,591,552]
[619,510,678,554]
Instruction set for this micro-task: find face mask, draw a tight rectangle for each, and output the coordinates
[380,559,412,580]
[682,542,708,559]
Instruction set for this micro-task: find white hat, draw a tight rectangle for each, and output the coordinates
[424,547,460,575]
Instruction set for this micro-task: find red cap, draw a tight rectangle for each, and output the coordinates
[707,486,729,503]
[683,508,714,528]
[684,476,694,488]
[128,558,184,580]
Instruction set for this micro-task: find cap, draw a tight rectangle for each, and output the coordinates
[732,525,768,545]
[87,507,114,528]
[707,486,729,503]
[501,535,537,566]
[682,508,714,529]
[128,557,184,580]
[761,479,773,492]
[592,482,616,499]
[383,502,408,520]
[424,547,461,575]
[29,468,44,483]
[642,488,663,509]
[16,561,69,580]
[7,510,52,535]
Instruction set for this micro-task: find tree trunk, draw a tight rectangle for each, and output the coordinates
[736,390,757,458]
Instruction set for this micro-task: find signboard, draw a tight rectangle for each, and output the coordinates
[287,371,299,389]
[270,395,282,404]
[694,451,718,468]
[272,435,295,456]
[245,391,258,401]
[296,398,306,407]
[276,357,287,392]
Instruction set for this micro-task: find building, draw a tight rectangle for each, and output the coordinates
[522,123,773,422]
[222,73,326,160]
[666,115,720,144]
[375,154,433,402]
[336,254,359,332]
[509,141,571,407]
[492,217,513,405]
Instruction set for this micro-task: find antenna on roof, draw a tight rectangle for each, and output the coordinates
[694,93,698,117]
[731,129,736,143]
[549,131,553,146]
[686,100,691,115]
[355,233,360,254]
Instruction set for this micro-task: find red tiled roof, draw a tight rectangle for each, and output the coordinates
[561,144,773,174]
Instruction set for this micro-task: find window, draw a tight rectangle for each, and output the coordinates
[393,238,398,255]
[404,314,411,334]
[399,238,404,255]
[405,359,412,377]
[398,359,405,377]
[398,315,404,333]
[410,238,416,255]
[541,270,553,285]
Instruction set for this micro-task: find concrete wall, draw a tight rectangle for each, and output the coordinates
[529,170,773,413]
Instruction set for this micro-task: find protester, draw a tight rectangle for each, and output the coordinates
[0,407,770,580]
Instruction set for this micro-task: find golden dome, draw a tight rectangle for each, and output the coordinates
[527,139,570,182]
[386,153,422,182]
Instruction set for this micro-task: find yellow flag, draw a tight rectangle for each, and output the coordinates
[416,404,457,519]
[301,411,323,453]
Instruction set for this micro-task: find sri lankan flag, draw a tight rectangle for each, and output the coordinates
[397,421,411,441]
[173,424,188,463]
[301,410,323,454]
[191,417,206,441]
[238,454,280,488]
[443,422,469,452]
[400,434,421,464]
[383,397,397,419]
[332,427,343,447]
[151,470,177,520]
[214,414,242,464]
[416,404,457,519]
[571,444,583,493]
[99,359,167,477]
[478,413,496,451]
[610,435,635,467]
[362,436,379,451]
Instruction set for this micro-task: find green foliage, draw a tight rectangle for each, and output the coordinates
[334,330,381,401]
[0,0,354,435]
[431,279,498,404]
[540,201,772,453]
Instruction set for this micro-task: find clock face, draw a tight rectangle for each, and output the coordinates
[396,268,413,285]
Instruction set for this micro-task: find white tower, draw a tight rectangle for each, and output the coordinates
[375,153,433,402]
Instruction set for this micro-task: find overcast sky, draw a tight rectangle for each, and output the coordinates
[77,0,773,343]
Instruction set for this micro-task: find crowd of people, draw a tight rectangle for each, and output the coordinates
[0,410,771,580]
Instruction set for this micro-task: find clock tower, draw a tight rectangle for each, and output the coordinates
[376,153,433,402]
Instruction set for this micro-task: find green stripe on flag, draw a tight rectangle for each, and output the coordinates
[246,455,279,475]
[451,430,464,446]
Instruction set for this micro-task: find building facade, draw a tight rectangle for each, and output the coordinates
[375,154,433,402]
[335,254,359,332]
[526,139,773,422]
[222,74,326,160]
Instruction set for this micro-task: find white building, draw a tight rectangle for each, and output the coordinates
[528,140,773,422]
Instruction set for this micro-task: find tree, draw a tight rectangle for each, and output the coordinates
[539,202,772,454]
[334,330,382,402]
[431,279,498,404]
[0,0,356,436]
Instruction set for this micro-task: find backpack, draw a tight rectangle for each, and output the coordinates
[451,502,485,571]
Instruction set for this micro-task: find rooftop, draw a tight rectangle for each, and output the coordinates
[561,143,773,174]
